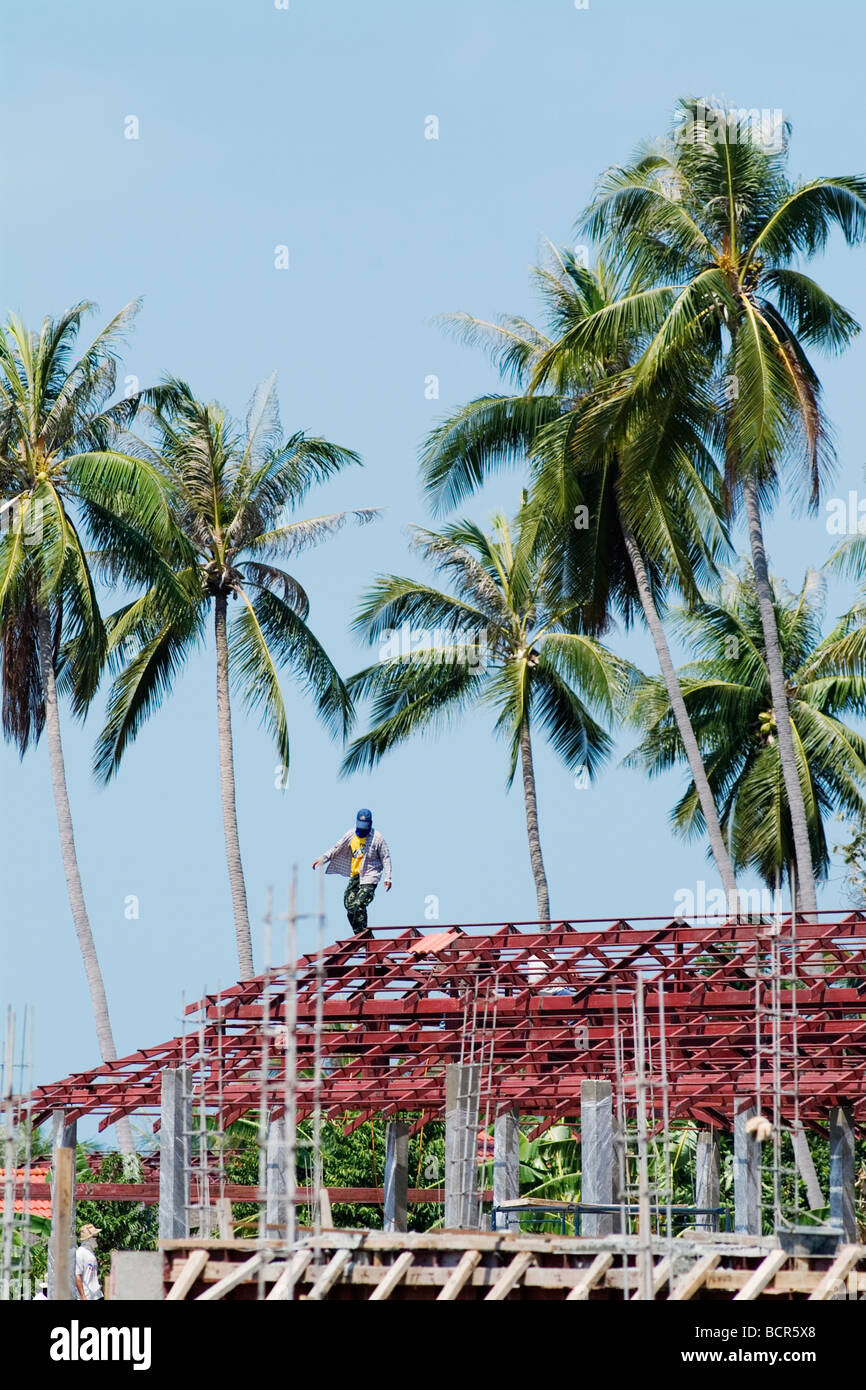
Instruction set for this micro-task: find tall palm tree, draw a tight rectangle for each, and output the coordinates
[342,505,634,921]
[96,374,373,978]
[564,97,866,915]
[627,567,866,894]
[0,302,179,1155]
[421,247,740,902]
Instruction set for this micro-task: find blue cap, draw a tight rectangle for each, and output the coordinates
[356,808,373,830]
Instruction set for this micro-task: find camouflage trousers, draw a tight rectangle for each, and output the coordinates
[344,875,377,934]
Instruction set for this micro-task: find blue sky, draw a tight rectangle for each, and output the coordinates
[1,0,864,1131]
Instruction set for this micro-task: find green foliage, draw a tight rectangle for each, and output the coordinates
[24,1148,157,1288]
[95,374,371,781]
[76,1152,158,1283]
[0,302,179,747]
[422,245,730,634]
[833,813,866,906]
[496,1121,866,1237]
[223,1114,446,1233]
[344,505,634,787]
[627,566,866,886]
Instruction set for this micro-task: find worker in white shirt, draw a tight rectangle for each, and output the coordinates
[75,1223,103,1301]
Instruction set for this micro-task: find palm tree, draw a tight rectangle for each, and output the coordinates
[0,301,179,1155]
[566,97,866,914]
[96,374,373,978]
[421,246,740,902]
[342,505,634,922]
[626,567,866,895]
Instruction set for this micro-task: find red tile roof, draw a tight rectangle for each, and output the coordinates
[407,931,461,954]
[0,1167,52,1218]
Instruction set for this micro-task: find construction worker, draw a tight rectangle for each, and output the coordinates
[75,1223,103,1301]
[312,808,392,935]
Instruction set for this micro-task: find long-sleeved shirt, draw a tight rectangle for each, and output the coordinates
[320,829,392,886]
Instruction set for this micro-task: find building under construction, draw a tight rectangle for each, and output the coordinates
[4,910,866,1301]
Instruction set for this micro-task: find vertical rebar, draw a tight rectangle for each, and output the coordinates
[611,983,630,1297]
[657,976,673,1258]
[284,870,299,1276]
[312,865,325,1241]
[790,905,801,1224]
[257,889,273,1300]
[478,991,497,1213]
[18,1009,34,1298]
[1,1009,16,1300]
[196,991,211,1236]
[635,976,652,1302]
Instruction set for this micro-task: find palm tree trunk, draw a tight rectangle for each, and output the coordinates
[619,511,740,909]
[214,591,254,977]
[786,861,797,916]
[519,715,551,925]
[741,474,818,919]
[36,604,136,1159]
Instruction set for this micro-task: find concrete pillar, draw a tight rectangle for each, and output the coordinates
[158,1066,191,1240]
[444,1063,481,1230]
[48,1113,76,1301]
[733,1101,762,1234]
[791,1121,825,1212]
[110,1250,163,1300]
[695,1131,720,1231]
[829,1105,856,1242]
[265,1118,289,1240]
[581,1079,614,1236]
[384,1120,409,1233]
[493,1109,520,1232]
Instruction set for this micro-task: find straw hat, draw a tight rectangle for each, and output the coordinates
[78,1223,101,1242]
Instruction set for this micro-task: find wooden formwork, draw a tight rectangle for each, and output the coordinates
[159,1230,866,1301]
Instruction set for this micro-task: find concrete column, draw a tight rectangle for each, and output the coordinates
[110,1251,164,1300]
[695,1131,720,1231]
[48,1113,76,1301]
[265,1118,289,1240]
[829,1105,856,1242]
[733,1101,761,1234]
[493,1109,520,1232]
[444,1063,481,1230]
[791,1121,825,1211]
[581,1080,614,1236]
[384,1120,409,1233]
[158,1066,191,1240]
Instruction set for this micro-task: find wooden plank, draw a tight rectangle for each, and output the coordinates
[566,1252,613,1301]
[437,1249,482,1301]
[668,1253,720,1301]
[216,1198,234,1239]
[497,1198,577,1211]
[266,1249,313,1301]
[484,1251,535,1301]
[319,1189,333,1229]
[21,1184,491,1205]
[733,1249,788,1301]
[195,1253,267,1301]
[161,1238,274,1252]
[49,1146,75,1301]
[808,1245,862,1301]
[166,1250,209,1301]
[369,1251,414,1301]
[706,1269,821,1294]
[307,1249,351,1301]
[630,1256,671,1301]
